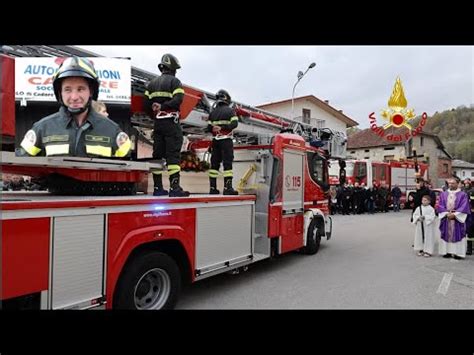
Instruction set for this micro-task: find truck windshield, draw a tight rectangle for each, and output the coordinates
[328,160,340,177]
[307,153,328,190]
[329,160,355,176]
[345,162,355,176]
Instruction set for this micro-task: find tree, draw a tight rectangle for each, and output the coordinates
[347,127,361,136]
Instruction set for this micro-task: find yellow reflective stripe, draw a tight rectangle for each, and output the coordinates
[145,91,173,99]
[86,145,112,157]
[230,116,238,122]
[223,170,233,177]
[167,164,181,175]
[21,139,42,156]
[114,138,131,157]
[208,169,220,178]
[77,58,98,78]
[172,88,185,96]
[24,145,42,156]
[151,170,164,175]
[45,144,69,156]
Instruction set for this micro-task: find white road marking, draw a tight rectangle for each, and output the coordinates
[436,273,453,296]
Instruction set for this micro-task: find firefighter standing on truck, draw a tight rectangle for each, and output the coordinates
[207,89,239,195]
[19,57,131,158]
[144,53,189,197]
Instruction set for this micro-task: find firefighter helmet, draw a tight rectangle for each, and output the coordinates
[158,53,181,72]
[52,57,100,104]
[216,89,231,105]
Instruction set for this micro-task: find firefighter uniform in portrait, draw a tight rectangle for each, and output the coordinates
[144,53,189,197]
[19,57,131,158]
[207,89,239,195]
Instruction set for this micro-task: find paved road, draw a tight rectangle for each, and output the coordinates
[176,210,474,309]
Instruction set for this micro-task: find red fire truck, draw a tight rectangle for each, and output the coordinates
[1,45,347,310]
[329,158,429,208]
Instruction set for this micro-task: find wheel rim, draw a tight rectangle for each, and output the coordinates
[134,268,171,310]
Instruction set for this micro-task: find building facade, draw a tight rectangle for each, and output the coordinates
[256,95,358,133]
[452,159,474,180]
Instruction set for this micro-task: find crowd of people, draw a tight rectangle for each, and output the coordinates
[327,176,473,260]
[327,180,436,216]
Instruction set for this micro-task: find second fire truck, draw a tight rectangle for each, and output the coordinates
[329,158,429,208]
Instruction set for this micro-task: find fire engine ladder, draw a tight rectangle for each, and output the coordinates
[179,95,348,159]
[1,45,347,158]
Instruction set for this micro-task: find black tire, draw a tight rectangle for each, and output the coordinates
[113,251,181,310]
[303,218,322,255]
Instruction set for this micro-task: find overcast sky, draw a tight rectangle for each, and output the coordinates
[78,46,473,128]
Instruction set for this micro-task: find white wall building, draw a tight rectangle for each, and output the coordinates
[452,159,474,180]
[256,95,358,133]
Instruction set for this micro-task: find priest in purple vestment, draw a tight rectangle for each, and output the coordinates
[438,176,471,259]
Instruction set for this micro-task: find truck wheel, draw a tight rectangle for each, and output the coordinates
[303,218,322,255]
[114,251,181,310]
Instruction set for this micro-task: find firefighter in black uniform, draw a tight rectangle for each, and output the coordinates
[19,57,131,158]
[207,89,239,195]
[144,54,189,197]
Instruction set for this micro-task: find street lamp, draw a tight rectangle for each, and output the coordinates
[291,62,316,120]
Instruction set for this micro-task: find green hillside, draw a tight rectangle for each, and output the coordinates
[414,105,474,163]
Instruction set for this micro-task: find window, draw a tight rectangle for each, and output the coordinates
[302,109,311,124]
[315,119,325,129]
[420,136,424,147]
[307,152,328,189]
[364,149,370,153]
[443,164,448,173]
[373,164,386,181]
[471,172,474,177]
[462,171,465,176]
[383,147,395,150]
[364,156,370,159]
[345,162,355,176]
[384,155,394,161]
[350,151,356,154]
[355,162,367,179]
